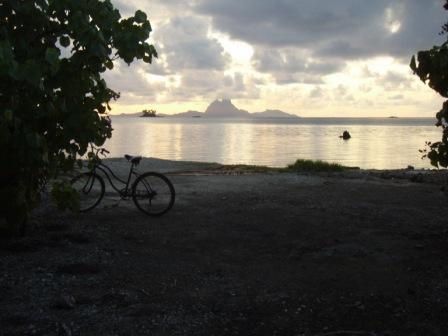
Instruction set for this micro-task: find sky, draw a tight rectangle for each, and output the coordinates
[106,0,447,117]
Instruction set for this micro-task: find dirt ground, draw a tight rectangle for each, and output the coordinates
[1,159,448,336]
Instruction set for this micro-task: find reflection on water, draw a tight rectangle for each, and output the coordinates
[106,117,440,169]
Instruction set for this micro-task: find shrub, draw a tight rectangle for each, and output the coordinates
[0,0,157,234]
[286,159,348,172]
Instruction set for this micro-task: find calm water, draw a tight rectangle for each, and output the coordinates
[107,117,441,169]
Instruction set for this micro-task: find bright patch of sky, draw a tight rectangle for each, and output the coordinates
[105,0,447,117]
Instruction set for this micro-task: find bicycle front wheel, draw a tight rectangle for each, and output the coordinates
[70,173,105,212]
[132,172,175,216]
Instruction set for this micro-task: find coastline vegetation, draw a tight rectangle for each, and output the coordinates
[212,159,354,173]
[0,1,156,235]
[286,159,350,172]
[411,0,448,168]
[141,109,158,117]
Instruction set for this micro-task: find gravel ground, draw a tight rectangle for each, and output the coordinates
[1,158,448,336]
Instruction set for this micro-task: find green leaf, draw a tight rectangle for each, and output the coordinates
[105,59,114,70]
[134,10,147,23]
[45,47,61,74]
[4,110,13,122]
[51,180,80,212]
[60,36,71,48]
[45,48,60,65]
[20,60,42,87]
[0,40,14,64]
[410,55,416,72]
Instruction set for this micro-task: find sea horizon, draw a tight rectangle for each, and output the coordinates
[106,116,441,170]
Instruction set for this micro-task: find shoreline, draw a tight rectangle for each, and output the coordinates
[2,157,448,334]
[100,157,448,185]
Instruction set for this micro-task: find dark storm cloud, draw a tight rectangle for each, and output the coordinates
[198,0,374,47]
[198,0,446,70]
[315,1,445,61]
[198,0,445,56]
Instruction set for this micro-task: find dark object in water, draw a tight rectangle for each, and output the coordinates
[340,130,351,140]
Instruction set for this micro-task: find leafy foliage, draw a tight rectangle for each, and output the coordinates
[410,0,448,167]
[286,159,350,172]
[0,0,157,232]
[51,180,80,212]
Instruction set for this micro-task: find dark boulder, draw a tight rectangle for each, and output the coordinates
[340,130,351,140]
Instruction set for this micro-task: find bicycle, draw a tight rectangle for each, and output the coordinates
[70,150,175,216]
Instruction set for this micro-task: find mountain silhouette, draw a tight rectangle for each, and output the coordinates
[204,99,251,118]
[175,99,299,118]
[116,99,300,118]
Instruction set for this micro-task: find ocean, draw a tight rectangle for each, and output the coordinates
[106,117,441,170]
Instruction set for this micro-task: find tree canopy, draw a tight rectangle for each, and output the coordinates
[410,0,448,167]
[0,0,157,232]
[141,109,157,117]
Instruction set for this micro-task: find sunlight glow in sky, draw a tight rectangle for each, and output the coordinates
[105,0,447,117]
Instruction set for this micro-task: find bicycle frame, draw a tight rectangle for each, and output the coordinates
[72,153,175,215]
[92,162,140,199]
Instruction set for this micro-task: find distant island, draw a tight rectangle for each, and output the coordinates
[114,99,300,119]
[174,99,300,119]
[140,109,159,118]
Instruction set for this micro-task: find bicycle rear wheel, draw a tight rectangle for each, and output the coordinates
[70,173,105,212]
[132,172,175,216]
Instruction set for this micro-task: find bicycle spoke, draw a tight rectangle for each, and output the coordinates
[132,172,175,216]
[71,173,105,212]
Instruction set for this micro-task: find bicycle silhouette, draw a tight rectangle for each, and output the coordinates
[71,150,175,216]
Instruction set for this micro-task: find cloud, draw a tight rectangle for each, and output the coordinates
[102,60,166,104]
[167,70,260,102]
[108,1,237,105]
[197,0,446,84]
[253,48,344,83]
[105,0,446,116]
[154,16,230,71]
[198,0,445,58]
[309,86,323,98]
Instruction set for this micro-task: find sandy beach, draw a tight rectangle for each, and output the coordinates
[1,158,448,335]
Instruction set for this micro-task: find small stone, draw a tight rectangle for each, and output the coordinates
[54,294,76,309]
[57,322,72,336]
[340,130,351,140]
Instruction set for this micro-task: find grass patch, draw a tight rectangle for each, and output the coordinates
[206,160,358,174]
[286,159,351,172]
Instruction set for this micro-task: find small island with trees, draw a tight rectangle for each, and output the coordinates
[140,109,158,118]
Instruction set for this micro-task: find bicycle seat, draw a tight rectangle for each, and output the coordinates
[124,154,142,165]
